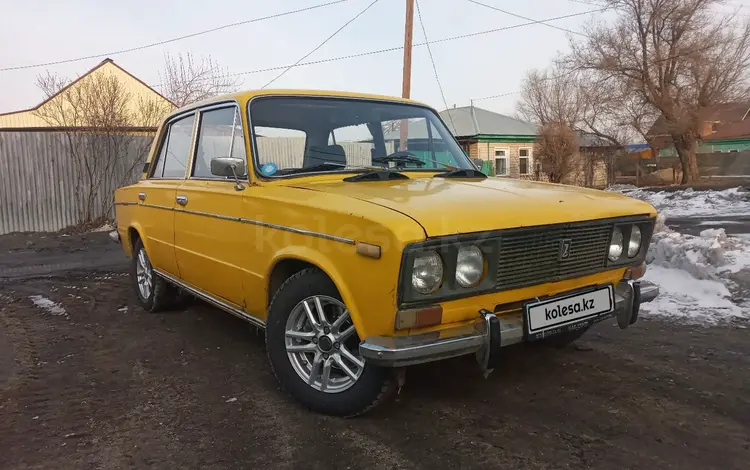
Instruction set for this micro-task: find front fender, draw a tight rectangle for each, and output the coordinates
[267,245,374,338]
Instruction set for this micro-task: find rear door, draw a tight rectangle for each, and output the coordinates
[139,112,197,277]
[173,104,247,307]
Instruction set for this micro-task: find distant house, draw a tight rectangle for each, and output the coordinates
[0,58,174,131]
[440,106,538,179]
[647,102,750,156]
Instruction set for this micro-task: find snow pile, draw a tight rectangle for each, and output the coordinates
[609,186,750,218]
[639,214,750,324]
[29,295,68,319]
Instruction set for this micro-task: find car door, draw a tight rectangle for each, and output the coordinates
[138,112,197,277]
[173,104,247,307]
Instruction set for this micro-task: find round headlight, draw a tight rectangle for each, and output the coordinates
[628,225,642,258]
[456,245,484,287]
[412,251,443,294]
[608,227,624,261]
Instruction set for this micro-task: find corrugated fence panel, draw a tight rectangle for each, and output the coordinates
[0,131,152,235]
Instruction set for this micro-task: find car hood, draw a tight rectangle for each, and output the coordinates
[284,177,657,237]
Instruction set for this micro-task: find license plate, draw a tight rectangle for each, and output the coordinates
[525,285,614,340]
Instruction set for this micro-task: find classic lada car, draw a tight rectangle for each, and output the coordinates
[113,89,659,417]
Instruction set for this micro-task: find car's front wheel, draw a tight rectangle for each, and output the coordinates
[266,268,394,417]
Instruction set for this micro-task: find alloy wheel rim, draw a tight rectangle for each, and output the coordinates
[136,247,153,300]
[285,295,364,393]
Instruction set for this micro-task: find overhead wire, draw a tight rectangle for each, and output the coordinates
[0,0,351,72]
[149,6,607,89]
[467,0,592,37]
[261,0,380,88]
[414,0,456,132]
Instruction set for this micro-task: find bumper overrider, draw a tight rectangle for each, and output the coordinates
[359,279,659,369]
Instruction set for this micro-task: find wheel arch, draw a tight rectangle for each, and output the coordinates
[124,222,147,258]
[267,247,368,338]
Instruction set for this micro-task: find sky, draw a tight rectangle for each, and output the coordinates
[0,0,745,118]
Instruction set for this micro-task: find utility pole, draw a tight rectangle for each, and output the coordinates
[399,0,415,152]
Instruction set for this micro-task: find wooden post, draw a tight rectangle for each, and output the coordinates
[399,0,415,152]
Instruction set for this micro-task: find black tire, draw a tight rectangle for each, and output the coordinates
[266,268,394,417]
[131,238,177,313]
[539,326,590,348]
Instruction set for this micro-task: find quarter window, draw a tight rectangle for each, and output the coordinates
[152,114,196,179]
[193,107,246,178]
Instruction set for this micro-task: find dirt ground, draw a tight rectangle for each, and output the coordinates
[1,231,749,469]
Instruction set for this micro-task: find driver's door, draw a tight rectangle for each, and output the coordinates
[173,104,248,307]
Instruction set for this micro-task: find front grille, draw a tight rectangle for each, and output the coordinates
[495,223,612,291]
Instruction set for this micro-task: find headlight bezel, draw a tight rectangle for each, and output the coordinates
[399,239,497,304]
[607,221,653,266]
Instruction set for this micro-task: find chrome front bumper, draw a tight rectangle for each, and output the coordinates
[359,280,659,368]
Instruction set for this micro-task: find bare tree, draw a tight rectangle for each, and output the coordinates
[159,53,242,107]
[534,123,579,183]
[570,0,750,183]
[33,70,169,224]
[517,66,584,127]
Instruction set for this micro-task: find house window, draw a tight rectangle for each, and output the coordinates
[519,148,531,175]
[494,148,508,176]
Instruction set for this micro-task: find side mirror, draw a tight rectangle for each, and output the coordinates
[472,158,484,170]
[210,157,246,190]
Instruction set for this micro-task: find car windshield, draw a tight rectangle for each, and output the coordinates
[247,96,474,177]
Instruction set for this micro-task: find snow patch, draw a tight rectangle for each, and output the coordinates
[640,266,746,324]
[609,186,750,218]
[29,295,68,319]
[91,223,114,233]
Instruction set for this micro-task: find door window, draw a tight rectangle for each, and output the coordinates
[152,114,196,179]
[193,107,247,178]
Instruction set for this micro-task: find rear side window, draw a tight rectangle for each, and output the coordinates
[151,114,196,179]
[193,107,246,178]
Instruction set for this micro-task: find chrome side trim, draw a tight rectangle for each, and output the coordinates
[173,208,356,245]
[141,203,175,211]
[114,202,138,207]
[176,208,240,222]
[154,269,266,329]
[240,218,356,245]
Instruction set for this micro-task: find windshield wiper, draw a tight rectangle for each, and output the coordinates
[434,168,487,179]
[372,151,457,170]
[343,169,410,182]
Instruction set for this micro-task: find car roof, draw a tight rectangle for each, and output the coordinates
[165,89,430,120]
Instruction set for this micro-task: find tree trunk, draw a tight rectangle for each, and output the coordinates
[673,136,701,184]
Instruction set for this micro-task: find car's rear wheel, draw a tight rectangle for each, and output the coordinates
[131,238,177,312]
[266,268,394,417]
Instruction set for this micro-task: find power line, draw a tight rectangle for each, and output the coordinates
[0,0,350,73]
[151,6,607,89]
[262,0,380,88]
[415,0,456,131]
[467,0,593,37]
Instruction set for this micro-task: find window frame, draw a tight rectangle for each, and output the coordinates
[246,94,473,180]
[494,147,509,176]
[148,110,199,180]
[518,148,532,175]
[188,102,249,182]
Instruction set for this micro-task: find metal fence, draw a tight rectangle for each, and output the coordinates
[0,133,398,235]
[0,131,152,235]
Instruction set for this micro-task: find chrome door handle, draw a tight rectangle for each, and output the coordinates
[138,192,146,201]
[176,195,188,206]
